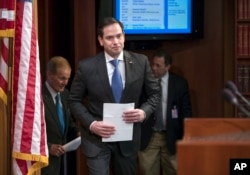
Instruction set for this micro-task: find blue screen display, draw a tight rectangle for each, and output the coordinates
[114,0,192,34]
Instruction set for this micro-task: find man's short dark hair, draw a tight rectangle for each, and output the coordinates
[153,49,172,65]
[97,17,124,37]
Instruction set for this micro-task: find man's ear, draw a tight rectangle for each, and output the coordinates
[98,36,103,46]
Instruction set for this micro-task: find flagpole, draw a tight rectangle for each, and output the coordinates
[7,37,13,175]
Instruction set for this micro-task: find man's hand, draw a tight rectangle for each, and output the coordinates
[90,121,116,138]
[122,109,145,123]
[50,144,65,157]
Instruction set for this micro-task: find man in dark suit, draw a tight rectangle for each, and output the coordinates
[68,17,160,175]
[138,49,192,175]
[41,56,78,175]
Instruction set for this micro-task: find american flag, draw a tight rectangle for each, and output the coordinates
[12,0,48,174]
[0,37,9,105]
[0,0,14,104]
[0,0,15,37]
[0,0,14,173]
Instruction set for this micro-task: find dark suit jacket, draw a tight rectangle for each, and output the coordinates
[141,72,192,155]
[41,84,78,175]
[69,50,160,157]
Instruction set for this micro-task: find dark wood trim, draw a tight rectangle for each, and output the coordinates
[72,1,96,174]
[73,0,97,67]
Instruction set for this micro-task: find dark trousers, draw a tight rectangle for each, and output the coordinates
[86,142,137,175]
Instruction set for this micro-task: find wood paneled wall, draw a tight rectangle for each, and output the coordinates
[38,0,235,117]
[36,0,235,174]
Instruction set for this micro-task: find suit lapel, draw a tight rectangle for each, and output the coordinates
[43,85,64,134]
[95,51,136,102]
[96,53,114,101]
[167,73,175,116]
[124,51,134,87]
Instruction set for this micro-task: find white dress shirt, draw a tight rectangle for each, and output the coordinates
[105,51,125,89]
[45,81,58,104]
[161,72,169,128]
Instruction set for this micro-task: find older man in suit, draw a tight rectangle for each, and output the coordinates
[68,17,160,175]
[41,56,78,175]
[138,49,192,175]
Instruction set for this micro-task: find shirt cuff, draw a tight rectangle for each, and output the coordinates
[89,121,97,132]
[141,111,146,122]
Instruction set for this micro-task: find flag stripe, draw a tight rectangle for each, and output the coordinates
[0,0,15,37]
[20,1,34,153]
[0,38,8,104]
[12,0,48,174]
[13,0,25,155]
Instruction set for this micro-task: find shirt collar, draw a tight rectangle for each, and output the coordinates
[105,51,124,63]
[45,81,58,98]
[161,72,169,84]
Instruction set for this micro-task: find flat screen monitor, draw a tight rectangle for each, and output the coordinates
[113,0,204,41]
[96,0,204,41]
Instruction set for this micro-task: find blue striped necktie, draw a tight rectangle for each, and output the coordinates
[110,59,123,103]
[55,93,65,133]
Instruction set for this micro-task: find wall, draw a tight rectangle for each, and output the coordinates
[36,0,235,174]
[38,0,235,117]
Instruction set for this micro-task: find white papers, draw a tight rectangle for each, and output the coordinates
[102,103,135,142]
[62,136,81,152]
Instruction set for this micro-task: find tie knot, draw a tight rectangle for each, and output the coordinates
[110,59,119,67]
[55,93,60,101]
